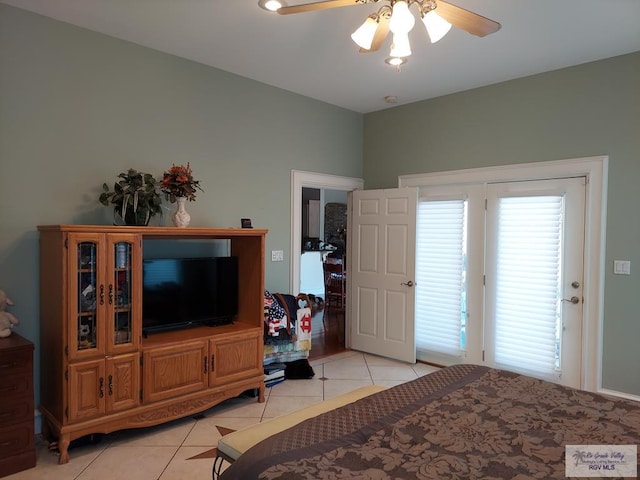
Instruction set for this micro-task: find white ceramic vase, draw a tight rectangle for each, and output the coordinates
[171,196,191,228]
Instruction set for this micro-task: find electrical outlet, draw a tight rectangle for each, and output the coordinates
[271,250,284,262]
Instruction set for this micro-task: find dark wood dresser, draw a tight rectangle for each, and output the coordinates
[0,333,36,477]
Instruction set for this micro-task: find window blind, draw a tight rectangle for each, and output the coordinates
[493,195,563,378]
[415,199,466,357]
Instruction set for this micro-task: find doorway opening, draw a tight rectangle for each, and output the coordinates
[291,171,363,359]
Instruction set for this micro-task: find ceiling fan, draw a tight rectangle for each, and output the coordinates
[264,0,500,65]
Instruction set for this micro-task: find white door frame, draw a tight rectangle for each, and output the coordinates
[290,170,364,297]
[399,155,608,393]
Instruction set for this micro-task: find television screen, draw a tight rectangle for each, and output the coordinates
[142,256,238,335]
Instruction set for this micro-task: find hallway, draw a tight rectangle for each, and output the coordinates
[308,305,346,361]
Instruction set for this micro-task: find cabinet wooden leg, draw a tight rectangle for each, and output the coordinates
[57,434,70,464]
[258,383,266,403]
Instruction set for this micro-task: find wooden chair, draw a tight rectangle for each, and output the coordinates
[323,261,346,320]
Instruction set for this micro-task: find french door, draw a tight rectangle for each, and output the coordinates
[415,177,586,387]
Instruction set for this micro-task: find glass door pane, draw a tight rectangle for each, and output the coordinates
[493,195,563,376]
[77,242,98,351]
[415,199,467,359]
[113,241,132,345]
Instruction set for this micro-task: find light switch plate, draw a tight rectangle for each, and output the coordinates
[613,260,631,275]
[271,250,284,262]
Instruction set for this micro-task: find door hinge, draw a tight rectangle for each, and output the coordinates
[204,355,208,374]
[483,275,486,286]
[484,198,487,210]
[482,350,485,362]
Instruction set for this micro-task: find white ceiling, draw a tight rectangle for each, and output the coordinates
[3,0,639,113]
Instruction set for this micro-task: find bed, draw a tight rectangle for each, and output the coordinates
[219,364,640,479]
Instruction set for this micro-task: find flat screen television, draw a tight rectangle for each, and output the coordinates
[142,256,238,336]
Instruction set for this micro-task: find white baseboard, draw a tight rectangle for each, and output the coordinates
[597,388,640,403]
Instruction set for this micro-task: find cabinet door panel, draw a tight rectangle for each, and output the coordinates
[67,234,106,361]
[105,234,141,355]
[209,330,262,386]
[143,341,207,403]
[68,360,105,422]
[106,353,140,413]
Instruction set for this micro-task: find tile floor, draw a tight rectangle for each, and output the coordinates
[6,351,439,480]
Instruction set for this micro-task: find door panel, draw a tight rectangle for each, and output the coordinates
[106,353,140,413]
[349,188,417,363]
[484,177,585,387]
[68,359,105,422]
[209,330,262,387]
[354,287,378,336]
[142,341,207,404]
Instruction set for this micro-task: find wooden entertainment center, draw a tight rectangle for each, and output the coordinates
[37,225,267,464]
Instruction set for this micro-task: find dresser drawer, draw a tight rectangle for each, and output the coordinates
[0,350,31,375]
[0,397,33,427]
[0,374,32,400]
[0,420,34,460]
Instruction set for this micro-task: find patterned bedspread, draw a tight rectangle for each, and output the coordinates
[220,364,640,479]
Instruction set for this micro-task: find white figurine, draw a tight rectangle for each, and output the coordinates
[0,290,19,338]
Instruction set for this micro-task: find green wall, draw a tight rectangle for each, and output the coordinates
[363,51,640,395]
[1,1,638,409]
[0,4,362,410]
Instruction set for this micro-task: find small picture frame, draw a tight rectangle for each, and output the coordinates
[241,218,253,229]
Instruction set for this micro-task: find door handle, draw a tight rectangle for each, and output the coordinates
[562,296,580,304]
[401,281,414,287]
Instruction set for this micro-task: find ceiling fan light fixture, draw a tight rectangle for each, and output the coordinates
[390,32,411,58]
[389,0,415,34]
[271,0,501,68]
[351,16,378,50]
[421,10,452,43]
[258,0,285,12]
[385,57,407,67]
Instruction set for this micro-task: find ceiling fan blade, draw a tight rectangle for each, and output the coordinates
[435,0,501,37]
[277,0,360,15]
[360,15,389,53]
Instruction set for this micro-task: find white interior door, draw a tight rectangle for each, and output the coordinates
[349,188,417,363]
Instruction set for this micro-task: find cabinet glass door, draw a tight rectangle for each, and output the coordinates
[76,241,100,352]
[106,234,141,354]
[113,241,133,346]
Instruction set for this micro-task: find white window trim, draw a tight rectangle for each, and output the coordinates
[399,156,608,393]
